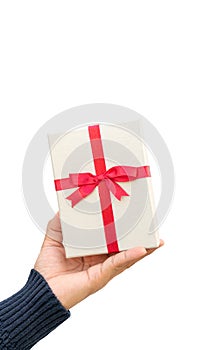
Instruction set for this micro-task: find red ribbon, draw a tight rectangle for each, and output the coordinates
[54,125,151,253]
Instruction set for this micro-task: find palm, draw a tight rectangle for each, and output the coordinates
[37,234,111,283]
[35,214,163,309]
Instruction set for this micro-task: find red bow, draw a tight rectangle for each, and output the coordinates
[54,165,150,207]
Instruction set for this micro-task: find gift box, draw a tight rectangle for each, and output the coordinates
[48,121,159,258]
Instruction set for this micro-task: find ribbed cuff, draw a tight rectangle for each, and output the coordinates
[0,269,70,349]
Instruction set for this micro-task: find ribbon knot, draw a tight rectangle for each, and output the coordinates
[95,173,106,182]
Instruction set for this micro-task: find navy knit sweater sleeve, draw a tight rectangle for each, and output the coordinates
[0,269,70,349]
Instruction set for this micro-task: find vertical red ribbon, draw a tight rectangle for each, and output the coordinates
[88,125,119,253]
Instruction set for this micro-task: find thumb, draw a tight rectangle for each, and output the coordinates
[46,212,63,243]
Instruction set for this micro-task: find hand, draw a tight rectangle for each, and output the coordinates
[34,213,164,309]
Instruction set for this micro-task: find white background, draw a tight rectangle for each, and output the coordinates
[0,1,196,349]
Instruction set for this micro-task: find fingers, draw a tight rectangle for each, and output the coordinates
[111,246,147,269]
[102,240,164,281]
[102,247,147,282]
[146,239,164,254]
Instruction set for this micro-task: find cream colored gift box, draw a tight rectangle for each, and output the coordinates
[48,121,159,258]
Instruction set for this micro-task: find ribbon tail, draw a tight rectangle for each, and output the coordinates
[66,184,98,207]
[105,179,129,200]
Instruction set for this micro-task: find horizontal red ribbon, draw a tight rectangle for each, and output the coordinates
[54,124,151,254]
[54,165,151,207]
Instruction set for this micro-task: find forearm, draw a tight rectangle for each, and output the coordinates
[0,269,70,349]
